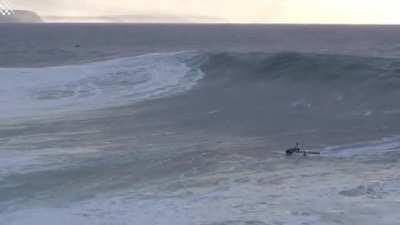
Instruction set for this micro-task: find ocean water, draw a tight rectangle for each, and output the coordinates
[1,24,400,225]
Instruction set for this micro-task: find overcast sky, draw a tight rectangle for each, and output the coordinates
[6,0,400,23]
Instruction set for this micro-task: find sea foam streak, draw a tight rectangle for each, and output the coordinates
[0,52,203,121]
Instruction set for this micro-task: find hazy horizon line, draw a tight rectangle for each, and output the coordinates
[3,10,400,25]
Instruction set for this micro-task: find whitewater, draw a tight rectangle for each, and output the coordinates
[1,24,400,225]
[0,52,204,122]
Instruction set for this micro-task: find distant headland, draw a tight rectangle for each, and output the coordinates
[0,10,42,23]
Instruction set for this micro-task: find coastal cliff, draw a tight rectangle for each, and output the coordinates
[0,10,42,23]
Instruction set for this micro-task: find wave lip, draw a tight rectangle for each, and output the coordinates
[0,52,204,121]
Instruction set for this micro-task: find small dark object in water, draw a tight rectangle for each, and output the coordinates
[75,44,81,48]
[285,143,320,156]
[286,143,301,155]
[286,148,300,155]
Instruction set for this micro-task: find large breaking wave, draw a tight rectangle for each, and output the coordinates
[200,52,400,118]
[1,51,400,145]
[192,52,400,147]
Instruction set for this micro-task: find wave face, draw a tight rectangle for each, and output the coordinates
[0,52,203,121]
[202,52,400,87]
[202,52,400,109]
[177,52,400,145]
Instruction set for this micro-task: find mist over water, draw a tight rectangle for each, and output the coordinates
[1,24,400,225]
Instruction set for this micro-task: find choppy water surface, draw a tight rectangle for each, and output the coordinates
[1,24,400,225]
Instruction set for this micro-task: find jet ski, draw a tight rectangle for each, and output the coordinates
[286,143,320,156]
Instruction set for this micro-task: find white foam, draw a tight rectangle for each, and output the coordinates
[2,162,400,225]
[0,146,100,182]
[322,136,400,157]
[0,52,203,121]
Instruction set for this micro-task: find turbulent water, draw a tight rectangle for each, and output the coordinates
[1,24,400,225]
